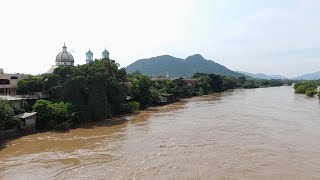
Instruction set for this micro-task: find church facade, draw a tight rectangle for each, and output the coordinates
[48,43,112,73]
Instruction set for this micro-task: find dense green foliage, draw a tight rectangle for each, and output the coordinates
[294,81,319,97]
[127,72,287,108]
[129,74,152,108]
[18,59,132,130]
[17,75,44,94]
[0,99,23,130]
[44,60,127,123]
[193,73,287,95]
[15,59,289,131]
[33,100,73,130]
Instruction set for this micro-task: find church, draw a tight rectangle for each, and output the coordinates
[55,43,74,66]
[47,43,111,73]
[47,43,75,73]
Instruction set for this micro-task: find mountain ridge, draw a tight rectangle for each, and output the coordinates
[293,71,320,80]
[126,54,245,77]
[237,71,288,80]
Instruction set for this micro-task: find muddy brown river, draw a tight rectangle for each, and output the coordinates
[1,86,320,179]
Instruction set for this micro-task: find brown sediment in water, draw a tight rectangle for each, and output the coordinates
[1,87,320,179]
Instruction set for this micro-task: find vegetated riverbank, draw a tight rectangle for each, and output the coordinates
[1,59,292,137]
[293,81,320,97]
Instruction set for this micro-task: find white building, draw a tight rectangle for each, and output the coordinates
[0,70,28,96]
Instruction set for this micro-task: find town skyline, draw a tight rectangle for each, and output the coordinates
[1,0,320,77]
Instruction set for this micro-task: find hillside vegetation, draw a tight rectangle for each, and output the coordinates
[126,54,245,78]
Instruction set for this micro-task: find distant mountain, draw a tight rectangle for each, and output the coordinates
[126,54,245,77]
[237,71,288,80]
[294,71,320,80]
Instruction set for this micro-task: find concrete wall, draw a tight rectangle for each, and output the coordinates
[25,115,36,129]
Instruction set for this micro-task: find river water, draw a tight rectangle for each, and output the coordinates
[1,86,320,179]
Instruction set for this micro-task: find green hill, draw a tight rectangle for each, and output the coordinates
[126,54,244,77]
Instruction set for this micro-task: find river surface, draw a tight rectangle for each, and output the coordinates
[1,86,320,179]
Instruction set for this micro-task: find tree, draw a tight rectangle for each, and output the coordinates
[87,73,111,121]
[129,74,151,108]
[33,100,52,129]
[62,76,88,122]
[0,99,18,130]
[33,99,73,130]
[222,77,238,90]
[195,76,211,95]
[17,75,44,94]
[42,59,128,123]
[294,81,319,95]
[208,74,223,92]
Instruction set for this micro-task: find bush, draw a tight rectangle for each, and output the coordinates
[129,101,140,112]
[0,99,19,130]
[295,85,308,94]
[294,81,319,95]
[33,99,73,130]
[242,81,259,89]
[196,87,204,96]
[4,117,24,130]
[306,90,317,97]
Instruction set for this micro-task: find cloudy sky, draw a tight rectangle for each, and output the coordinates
[0,0,319,77]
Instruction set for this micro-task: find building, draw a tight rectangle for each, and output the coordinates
[16,112,37,131]
[0,96,25,109]
[86,47,111,64]
[56,43,74,66]
[102,48,110,59]
[47,43,75,73]
[0,70,28,96]
[86,49,93,63]
[182,79,198,90]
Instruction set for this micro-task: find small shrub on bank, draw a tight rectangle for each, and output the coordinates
[306,90,317,97]
[121,101,140,113]
[129,101,140,112]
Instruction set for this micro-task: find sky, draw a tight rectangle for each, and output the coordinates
[0,0,319,78]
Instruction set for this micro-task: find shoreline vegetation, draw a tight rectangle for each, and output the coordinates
[1,58,293,134]
[293,81,320,97]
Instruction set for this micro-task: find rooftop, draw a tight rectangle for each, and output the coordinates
[15,112,37,119]
[0,96,24,101]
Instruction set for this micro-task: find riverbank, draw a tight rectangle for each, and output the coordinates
[0,100,188,159]
[0,84,290,142]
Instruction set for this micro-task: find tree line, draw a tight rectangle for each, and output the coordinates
[0,59,291,131]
